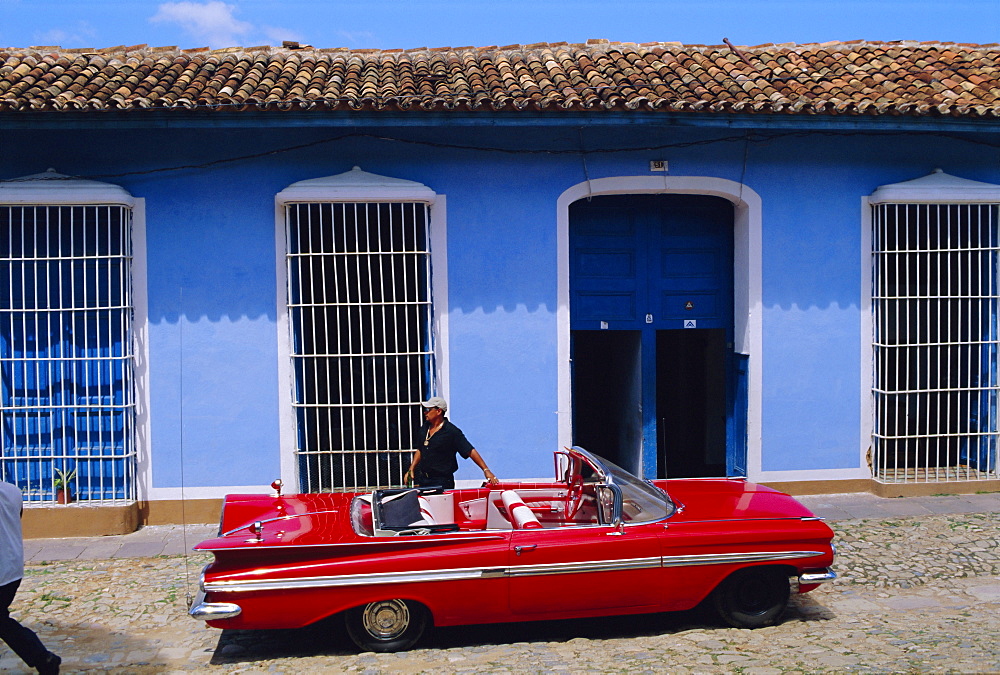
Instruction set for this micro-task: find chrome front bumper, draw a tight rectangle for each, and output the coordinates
[798,568,838,585]
[189,589,242,621]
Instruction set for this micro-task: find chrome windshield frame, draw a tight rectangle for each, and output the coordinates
[568,446,676,522]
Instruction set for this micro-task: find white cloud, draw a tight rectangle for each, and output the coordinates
[263,25,304,46]
[32,22,98,48]
[150,1,253,48]
[334,30,378,47]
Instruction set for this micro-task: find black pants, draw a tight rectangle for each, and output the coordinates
[1,578,51,669]
[415,473,455,490]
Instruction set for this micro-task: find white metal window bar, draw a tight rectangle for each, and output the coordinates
[285,202,435,491]
[872,203,1000,483]
[0,205,136,502]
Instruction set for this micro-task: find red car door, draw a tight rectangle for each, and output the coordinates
[507,522,665,616]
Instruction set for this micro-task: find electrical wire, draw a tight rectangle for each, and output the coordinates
[578,127,593,201]
[1,129,994,184]
[738,130,750,205]
[178,286,194,610]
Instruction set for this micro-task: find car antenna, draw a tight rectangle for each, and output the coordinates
[178,287,195,609]
[660,449,669,518]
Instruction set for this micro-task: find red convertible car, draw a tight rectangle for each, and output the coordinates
[190,447,836,652]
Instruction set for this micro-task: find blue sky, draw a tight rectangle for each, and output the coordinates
[0,0,996,51]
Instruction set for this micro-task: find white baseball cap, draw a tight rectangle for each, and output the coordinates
[421,396,448,411]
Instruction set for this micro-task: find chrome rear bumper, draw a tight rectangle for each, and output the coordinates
[189,589,242,621]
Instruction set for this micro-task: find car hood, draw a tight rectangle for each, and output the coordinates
[662,479,816,523]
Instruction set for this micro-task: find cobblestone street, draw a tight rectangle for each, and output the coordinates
[2,508,999,673]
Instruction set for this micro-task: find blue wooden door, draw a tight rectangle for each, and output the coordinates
[570,195,744,478]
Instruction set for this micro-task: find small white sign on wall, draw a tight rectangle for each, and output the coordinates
[684,319,697,329]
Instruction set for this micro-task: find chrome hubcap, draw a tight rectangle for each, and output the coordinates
[362,599,410,640]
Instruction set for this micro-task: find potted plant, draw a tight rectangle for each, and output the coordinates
[54,468,76,504]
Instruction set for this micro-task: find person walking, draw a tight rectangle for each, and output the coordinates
[0,480,61,674]
[404,397,500,490]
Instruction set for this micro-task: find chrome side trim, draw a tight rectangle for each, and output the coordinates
[204,551,827,593]
[204,557,663,593]
[799,569,838,585]
[505,556,661,577]
[661,550,824,567]
[205,566,488,593]
[670,517,814,525]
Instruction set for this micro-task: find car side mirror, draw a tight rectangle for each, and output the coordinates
[597,484,623,526]
[554,452,571,483]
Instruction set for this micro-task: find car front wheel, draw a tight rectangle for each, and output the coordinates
[712,567,790,629]
[345,599,428,652]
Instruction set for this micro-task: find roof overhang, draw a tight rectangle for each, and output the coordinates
[1,111,998,134]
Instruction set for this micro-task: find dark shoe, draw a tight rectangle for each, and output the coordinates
[36,651,60,675]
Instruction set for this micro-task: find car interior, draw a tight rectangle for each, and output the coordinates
[350,483,604,537]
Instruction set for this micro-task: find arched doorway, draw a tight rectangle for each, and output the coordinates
[569,193,743,478]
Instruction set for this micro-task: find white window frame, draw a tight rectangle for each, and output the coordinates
[274,168,447,491]
[863,170,1000,484]
[0,171,148,504]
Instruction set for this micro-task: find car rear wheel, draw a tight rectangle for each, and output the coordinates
[344,599,427,652]
[712,567,790,629]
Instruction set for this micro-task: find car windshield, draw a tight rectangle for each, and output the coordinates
[573,448,676,523]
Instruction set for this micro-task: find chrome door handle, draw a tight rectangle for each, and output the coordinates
[514,544,537,556]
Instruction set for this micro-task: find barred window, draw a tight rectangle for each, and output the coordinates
[284,202,435,491]
[872,202,1000,483]
[0,205,136,502]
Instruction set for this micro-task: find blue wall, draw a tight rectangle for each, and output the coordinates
[1,124,997,487]
[751,133,999,471]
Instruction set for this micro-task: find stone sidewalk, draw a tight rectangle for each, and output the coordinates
[24,522,218,563]
[4,490,999,674]
[22,491,1000,563]
[3,497,997,674]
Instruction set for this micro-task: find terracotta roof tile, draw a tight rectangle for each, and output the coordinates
[0,40,996,117]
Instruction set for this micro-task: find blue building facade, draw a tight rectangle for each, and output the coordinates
[1,42,999,528]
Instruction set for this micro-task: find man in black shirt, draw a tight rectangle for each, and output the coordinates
[404,397,500,490]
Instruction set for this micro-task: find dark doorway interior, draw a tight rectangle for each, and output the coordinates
[657,329,727,478]
[571,330,642,474]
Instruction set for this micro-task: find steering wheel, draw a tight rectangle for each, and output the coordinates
[565,473,585,521]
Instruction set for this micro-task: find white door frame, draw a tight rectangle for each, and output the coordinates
[556,176,763,479]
